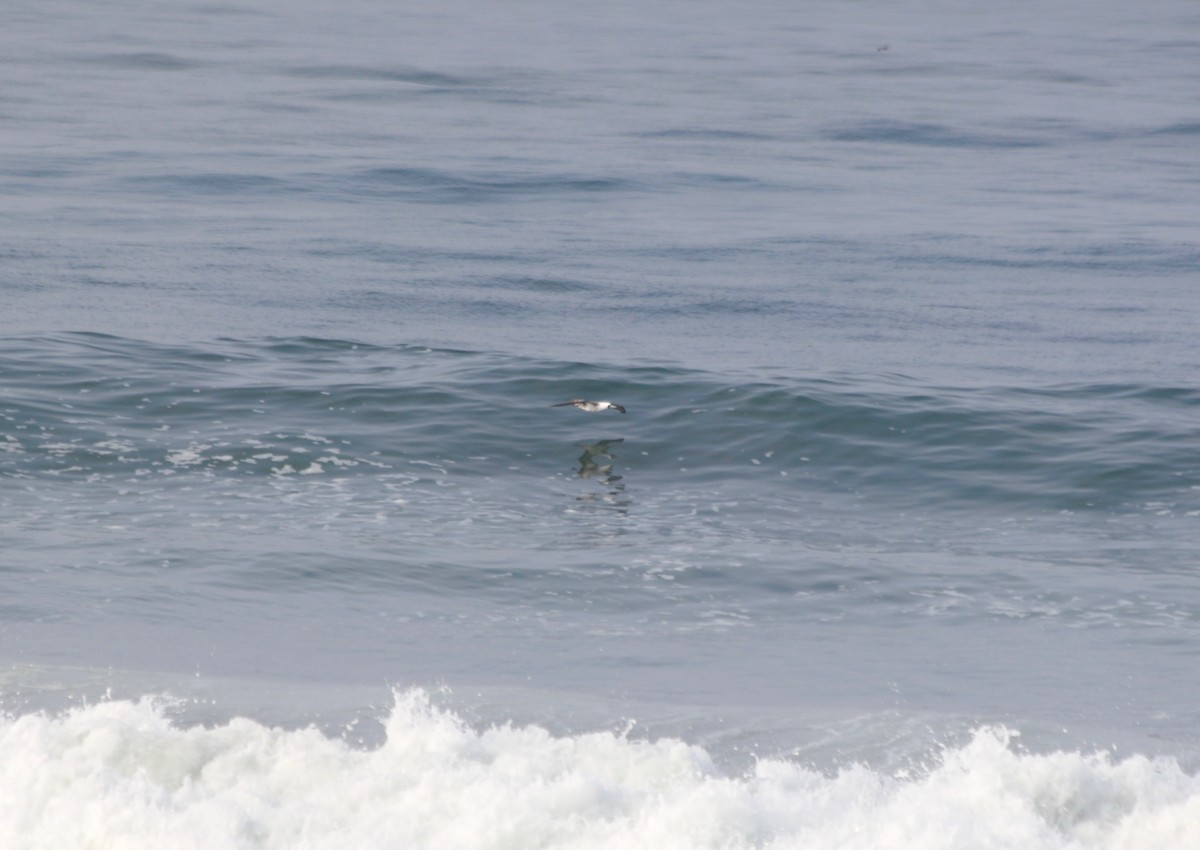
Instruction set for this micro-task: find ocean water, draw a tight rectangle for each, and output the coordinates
[3,0,1200,846]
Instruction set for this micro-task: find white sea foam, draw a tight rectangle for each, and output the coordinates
[2,690,1196,850]
[166,446,207,467]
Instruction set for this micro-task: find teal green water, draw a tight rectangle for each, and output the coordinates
[5,334,1197,512]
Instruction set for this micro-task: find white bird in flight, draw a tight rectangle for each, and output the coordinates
[552,399,626,414]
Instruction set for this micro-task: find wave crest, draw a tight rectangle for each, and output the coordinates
[2,690,1197,849]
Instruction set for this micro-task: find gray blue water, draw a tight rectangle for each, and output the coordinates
[3,1,1200,846]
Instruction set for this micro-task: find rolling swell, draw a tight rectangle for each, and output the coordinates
[1,333,1196,515]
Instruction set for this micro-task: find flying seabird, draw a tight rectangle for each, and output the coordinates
[552,399,626,414]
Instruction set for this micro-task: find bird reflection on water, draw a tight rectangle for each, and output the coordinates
[572,438,630,512]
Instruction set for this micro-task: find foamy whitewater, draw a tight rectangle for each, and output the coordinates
[3,691,1198,850]
[3,0,1200,846]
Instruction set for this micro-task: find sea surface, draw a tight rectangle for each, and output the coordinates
[3,0,1200,847]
